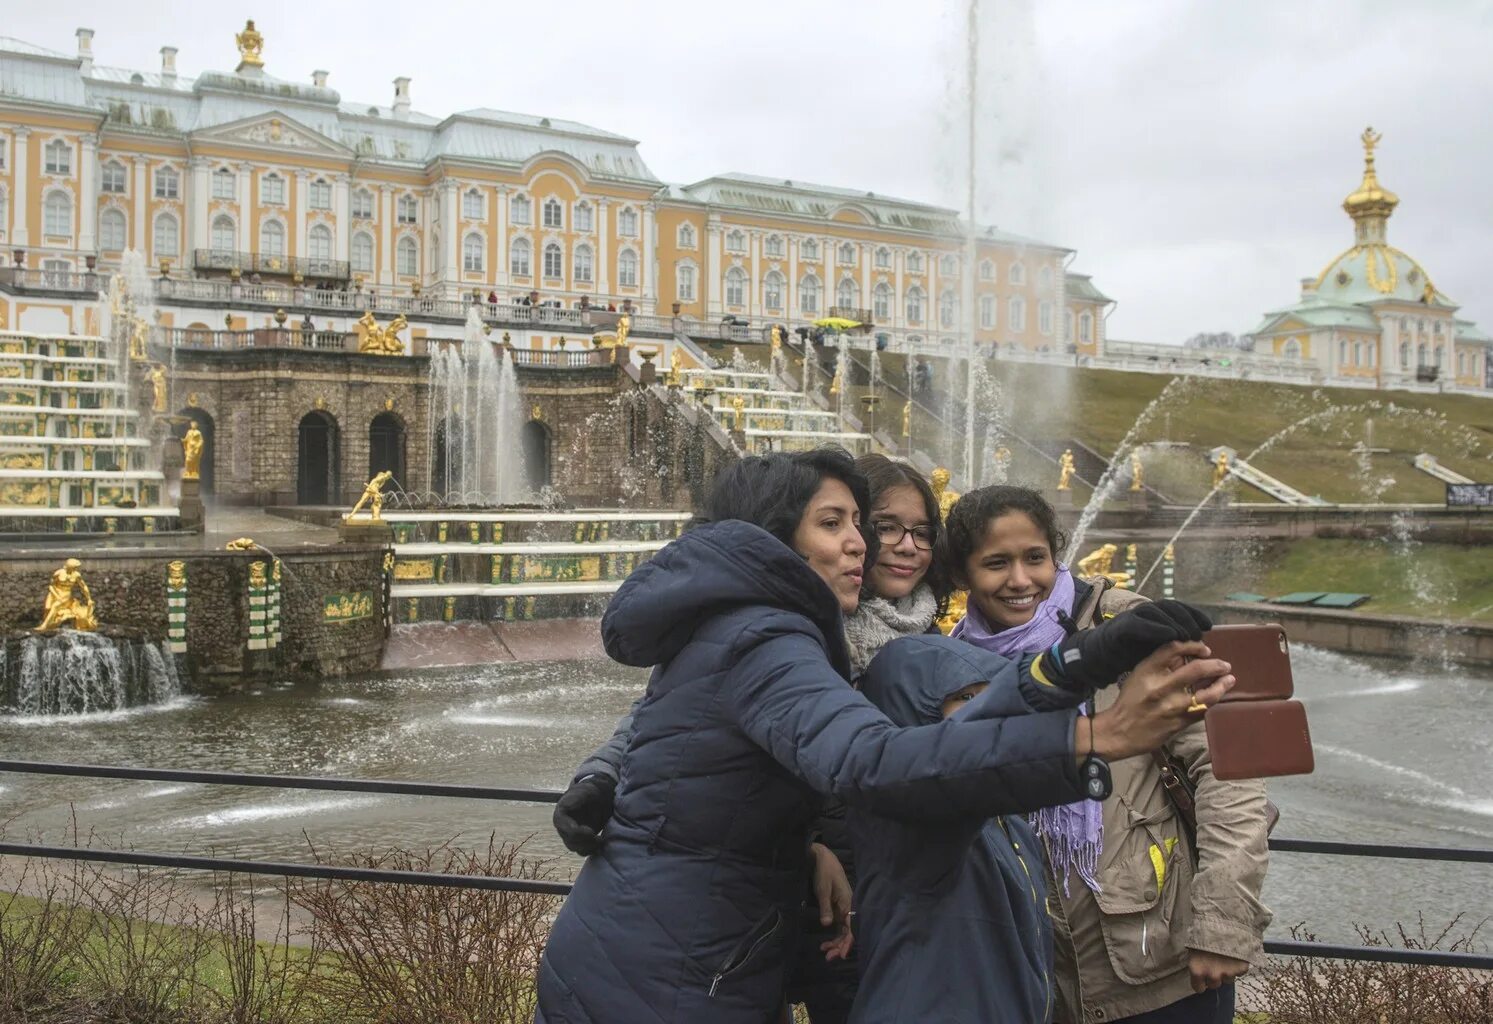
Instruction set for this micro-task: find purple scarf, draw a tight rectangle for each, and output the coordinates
[951,564,1103,895]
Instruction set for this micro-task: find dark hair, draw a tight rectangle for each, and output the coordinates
[697,447,876,559]
[854,453,954,615]
[937,485,1069,582]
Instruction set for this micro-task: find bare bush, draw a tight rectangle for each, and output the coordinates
[0,856,91,1018]
[199,874,325,1024]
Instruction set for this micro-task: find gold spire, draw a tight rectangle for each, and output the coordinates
[1342,126,1399,222]
[235,19,265,72]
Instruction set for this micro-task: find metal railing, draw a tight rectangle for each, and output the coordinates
[192,249,350,281]
[0,758,1488,971]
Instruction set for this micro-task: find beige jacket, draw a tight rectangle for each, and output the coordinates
[1049,580,1273,1023]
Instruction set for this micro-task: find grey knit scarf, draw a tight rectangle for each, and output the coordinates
[843,585,940,679]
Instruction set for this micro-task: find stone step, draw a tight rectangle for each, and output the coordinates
[394,539,667,556]
[390,580,622,598]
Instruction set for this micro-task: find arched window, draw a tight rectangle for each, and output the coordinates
[1039,265,1053,290]
[979,295,995,329]
[678,264,697,301]
[510,194,531,225]
[99,209,127,251]
[1039,301,1053,335]
[43,191,72,238]
[397,236,418,276]
[618,248,638,287]
[1079,312,1093,343]
[875,247,891,269]
[213,167,237,200]
[542,198,563,229]
[726,266,746,306]
[765,235,784,258]
[726,229,745,253]
[873,282,891,320]
[939,290,957,328]
[801,238,819,261]
[462,189,482,221]
[799,275,820,314]
[979,259,994,281]
[351,231,374,273]
[153,213,179,257]
[211,214,235,252]
[677,222,696,248]
[906,286,925,323]
[260,172,285,205]
[618,206,637,236]
[463,232,484,273]
[764,271,784,310]
[1284,339,1302,359]
[1417,342,1428,366]
[44,139,71,175]
[101,161,127,194]
[1009,261,1025,286]
[573,243,593,282]
[906,251,923,273]
[307,178,331,210]
[1399,341,1410,369]
[543,242,563,279]
[1008,295,1026,331]
[575,202,594,233]
[260,220,285,257]
[307,223,332,263]
[510,238,531,277]
[837,278,857,310]
[838,242,856,266]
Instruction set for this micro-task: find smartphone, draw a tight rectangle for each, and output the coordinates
[1206,700,1315,780]
[1201,624,1293,702]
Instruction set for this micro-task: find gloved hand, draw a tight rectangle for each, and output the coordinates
[552,774,617,856]
[1052,600,1212,692]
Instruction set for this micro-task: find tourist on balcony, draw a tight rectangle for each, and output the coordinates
[301,313,314,336]
[938,485,1272,1024]
[535,449,1232,1024]
[488,289,498,310]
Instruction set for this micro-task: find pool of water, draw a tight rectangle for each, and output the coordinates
[0,644,1488,942]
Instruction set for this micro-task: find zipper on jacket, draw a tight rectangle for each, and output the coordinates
[708,909,782,997]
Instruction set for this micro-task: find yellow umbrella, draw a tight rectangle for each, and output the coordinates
[812,317,863,332]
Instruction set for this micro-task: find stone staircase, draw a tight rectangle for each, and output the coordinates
[679,367,875,455]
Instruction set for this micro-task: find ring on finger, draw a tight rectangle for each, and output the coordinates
[1184,683,1207,714]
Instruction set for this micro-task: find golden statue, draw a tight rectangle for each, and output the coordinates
[1212,451,1230,490]
[1057,449,1077,491]
[1129,450,1144,492]
[181,421,204,480]
[902,401,912,438]
[1422,280,1436,305]
[129,318,148,361]
[666,348,683,387]
[356,311,408,355]
[38,558,98,632]
[616,314,631,348]
[347,470,394,521]
[770,325,783,354]
[224,537,259,551]
[1077,544,1119,578]
[146,364,168,413]
[930,467,960,523]
[829,367,842,395]
[235,19,265,70]
[730,395,747,432]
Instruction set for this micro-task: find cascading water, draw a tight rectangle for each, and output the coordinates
[834,335,850,423]
[1,631,181,716]
[426,309,530,504]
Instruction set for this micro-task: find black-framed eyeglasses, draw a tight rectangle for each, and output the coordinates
[873,521,935,550]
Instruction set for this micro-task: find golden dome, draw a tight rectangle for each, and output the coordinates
[1343,126,1399,221]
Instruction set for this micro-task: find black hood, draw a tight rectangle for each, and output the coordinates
[859,633,1021,727]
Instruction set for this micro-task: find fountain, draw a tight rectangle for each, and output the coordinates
[426,309,529,503]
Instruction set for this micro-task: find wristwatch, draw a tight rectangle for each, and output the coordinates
[1080,713,1112,801]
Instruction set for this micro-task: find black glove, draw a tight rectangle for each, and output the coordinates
[552,774,617,856]
[1051,600,1212,691]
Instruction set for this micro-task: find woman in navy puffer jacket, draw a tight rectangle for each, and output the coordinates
[534,449,1179,1024]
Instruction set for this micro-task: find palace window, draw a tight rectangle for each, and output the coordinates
[906,251,923,273]
[397,195,418,224]
[575,202,594,233]
[44,139,72,175]
[510,194,532,225]
[838,243,856,266]
[802,238,819,261]
[906,286,925,323]
[462,189,482,221]
[618,206,637,236]
[308,179,332,210]
[980,295,995,329]
[260,173,285,205]
[542,198,563,229]
[352,189,374,219]
[213,168,237,200]
[1338,339,1348,365]
[574,244,593,282]
[351,231,374,273]
[875,247,891,270]
[260,220,285,257]
[510,238,531,277]
[463,232,484,273]
[939,290,957,328]
[726,266,746,306]
[765,235,784,258]
[210,214,235,252]
[1008,261,1025,286]
[939,255,957,277]
[154,166,179,200]
[308,224,332,263]
[678,222,697,249]
[1079,312,1093,343]
[397,236,418,276]
[799,275,820,315]
[153,213,179,257]
[764,271,784,309]
[1284,339,1302,359]
[678,264,697,302]
[837,278,857,309]
[101,161,127,194]
[543,242,563,279]
[99,208,126,251]
[1434,345,1444,368]
[1008,296,1026,331]
[618,248,638,287]
[979,259,994,281]
[43,191,71,238]
[1399,341,1410,369]
[1039,266,1053,290]
[1039,301,1053,335]
[873,282,891,320]
[726,229,746,253]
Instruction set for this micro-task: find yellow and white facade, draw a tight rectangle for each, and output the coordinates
[0,23,1111,353]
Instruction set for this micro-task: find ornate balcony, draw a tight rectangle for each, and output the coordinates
[192,249,350,281]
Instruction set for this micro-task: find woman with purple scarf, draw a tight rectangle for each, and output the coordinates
[941,486,1273,1024]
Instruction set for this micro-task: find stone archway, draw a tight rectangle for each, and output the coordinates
[368,411,407,488]
[297,410,341,505]
[173,408,216,497]
[521,420,551,493]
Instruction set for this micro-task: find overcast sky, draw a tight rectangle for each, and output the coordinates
[11,0,1492,344]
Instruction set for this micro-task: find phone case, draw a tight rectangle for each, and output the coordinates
[1205,700,1315,780]
[1202,624,1294,702]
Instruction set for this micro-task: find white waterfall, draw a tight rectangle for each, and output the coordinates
[1,631,181,717]
[427,309,530,504]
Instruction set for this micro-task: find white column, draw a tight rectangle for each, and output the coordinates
[706,218,722,317]
[132,157,148,251]
[333,174,350,259]
[788,240,799,320]
[641,204,656,312]
[494,186,508,290]
[190,158,210,253]
[237,163,253,251]
[441,181,458,294]
[595,198,609,294]
[78,134,98,254]
[749,233,760,316]
[293,171,309,258]
[894,253,904,330]
[378,186,393,286]
[11,128,29,247]
[861,244,872,311]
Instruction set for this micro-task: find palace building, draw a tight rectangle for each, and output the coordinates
[0,22,1112,354]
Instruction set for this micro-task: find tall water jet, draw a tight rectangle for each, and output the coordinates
[426,309,530,504]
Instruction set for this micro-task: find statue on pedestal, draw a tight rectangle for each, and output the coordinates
[731,395,746,432]
[1213,452,1230,491]
[1129,450,1144,492]
[357,312,409,355]
[770,324,783,354]
[1077,544,1119,578]
[181,421,204,480]
[146,364,168,414]
[347,470,394,521]
[667,348,683,387]
[38,558,98,631]
[1057,449,1077,491]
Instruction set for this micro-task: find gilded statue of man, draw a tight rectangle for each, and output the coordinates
[348,470,394,521]
[181,421,204,480]
[1130,450,1145,492]
[929,466,960,522]
[1213,451,1230,490]
[1057,449,1077,491]
[39,558,98,631]
[147,364,168,414]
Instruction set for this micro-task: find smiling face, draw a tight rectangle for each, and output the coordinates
[867,484,933,602]
[956,511,1059,630]
[791,478,867,615]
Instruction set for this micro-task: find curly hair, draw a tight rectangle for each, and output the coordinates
[854,453,954,616]
[937,485,1069,584]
